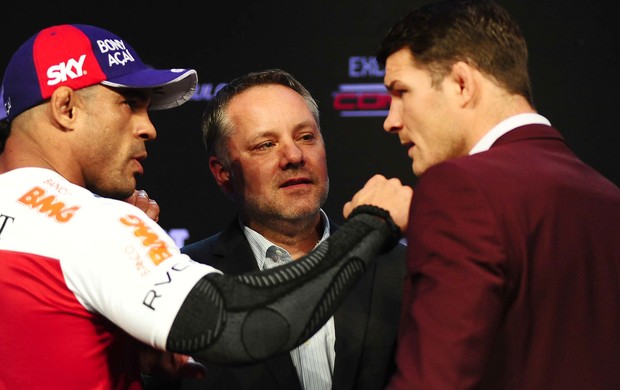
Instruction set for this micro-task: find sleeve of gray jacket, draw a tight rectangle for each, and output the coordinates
[165,205,400,364]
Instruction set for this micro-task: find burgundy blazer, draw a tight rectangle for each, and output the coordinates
[175,218,407,390]
[388,124,620,390]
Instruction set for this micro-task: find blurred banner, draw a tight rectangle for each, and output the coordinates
[2,1,618,246]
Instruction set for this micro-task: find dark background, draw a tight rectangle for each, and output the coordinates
[2,1,618,246]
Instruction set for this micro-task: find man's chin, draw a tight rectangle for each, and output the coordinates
[91,184,136,200]
[283,206,322,221]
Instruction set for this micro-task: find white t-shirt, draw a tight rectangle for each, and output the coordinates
[0,167,219,389]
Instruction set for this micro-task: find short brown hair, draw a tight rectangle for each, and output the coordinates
[377,0,533,105]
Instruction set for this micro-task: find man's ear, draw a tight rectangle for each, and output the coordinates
[209,156,234,194]
[449,61,477,107]
[49,86,78,127]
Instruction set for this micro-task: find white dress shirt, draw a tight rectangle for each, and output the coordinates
[242,209,334,390]
[469,113,551,155]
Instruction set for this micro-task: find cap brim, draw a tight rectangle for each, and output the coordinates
[101,68,198,110]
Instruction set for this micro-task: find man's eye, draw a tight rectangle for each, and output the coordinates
[256,141,275,150]
[124,100,139,110]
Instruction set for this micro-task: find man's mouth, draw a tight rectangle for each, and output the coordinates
[281,178,312,188]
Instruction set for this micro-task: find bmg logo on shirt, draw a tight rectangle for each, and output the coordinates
[119,214,172,265]
[18,186,79,223]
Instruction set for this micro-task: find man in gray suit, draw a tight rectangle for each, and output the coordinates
[179,69,406,390]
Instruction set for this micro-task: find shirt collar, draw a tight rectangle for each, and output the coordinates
[469,113,551,155]
[241,209,330,270]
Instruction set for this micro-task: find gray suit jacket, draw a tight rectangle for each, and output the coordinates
[177,217,406,390]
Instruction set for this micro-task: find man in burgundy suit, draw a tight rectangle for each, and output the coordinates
[373,0,620,389]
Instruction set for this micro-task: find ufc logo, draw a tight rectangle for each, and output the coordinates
[46,54,87,86]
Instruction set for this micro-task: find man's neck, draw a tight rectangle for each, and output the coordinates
[244,213,324,259]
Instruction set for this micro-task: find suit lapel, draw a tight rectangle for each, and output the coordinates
[331,225,376,389]
[213,219,302,389]
[209,220,260,275]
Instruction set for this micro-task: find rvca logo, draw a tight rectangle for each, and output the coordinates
[46,54,87,86]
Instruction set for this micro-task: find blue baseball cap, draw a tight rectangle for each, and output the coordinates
[1,24,198,121]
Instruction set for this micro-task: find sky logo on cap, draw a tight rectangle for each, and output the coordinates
[33,25,108,100]
[46,54,87,86]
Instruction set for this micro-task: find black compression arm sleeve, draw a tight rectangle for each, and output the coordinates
[166,205,401,364]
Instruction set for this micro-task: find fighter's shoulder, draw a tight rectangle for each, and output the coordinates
[1,167,140,221]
